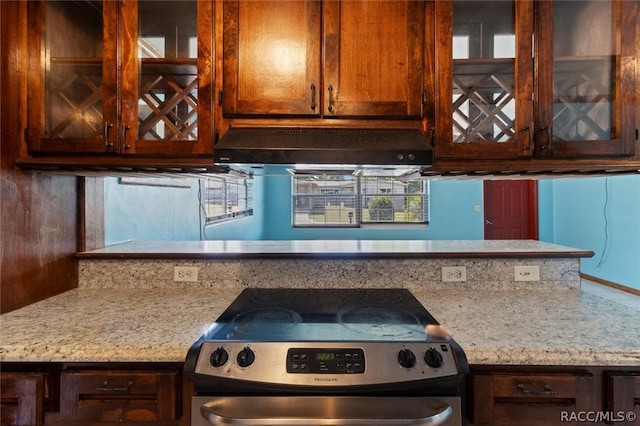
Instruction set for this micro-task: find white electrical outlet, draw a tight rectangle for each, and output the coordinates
[514,265,540,282]
[442,266,467,282]
[174,266,198,282]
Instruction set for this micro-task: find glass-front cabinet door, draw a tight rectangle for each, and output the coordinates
[121,0,213,155]
[27,0,117,153]
[433,0,636,162]
[434,0,534,160]
[535,0,636,158]
[26,0,213,156]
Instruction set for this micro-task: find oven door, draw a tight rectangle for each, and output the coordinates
[192,396,461,426]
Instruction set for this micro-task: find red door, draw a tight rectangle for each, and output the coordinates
[483,180,538,240]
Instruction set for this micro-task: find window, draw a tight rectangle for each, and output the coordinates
[203,176,253,223]
[292,174,428,227]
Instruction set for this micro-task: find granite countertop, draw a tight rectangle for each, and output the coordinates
[77,240,594,259]
[2,286,639,366]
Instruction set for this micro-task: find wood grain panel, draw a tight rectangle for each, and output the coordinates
[1,1,78,313]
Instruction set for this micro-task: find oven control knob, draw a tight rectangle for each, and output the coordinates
[424,348,444,368]
[237,347,255,367]
[210,347,229,367]
[397,348,417,368]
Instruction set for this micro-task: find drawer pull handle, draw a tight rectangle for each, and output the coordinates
[96,380,133,392]
[517,383,556,395]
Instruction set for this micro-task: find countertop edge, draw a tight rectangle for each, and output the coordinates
[75,250,595,260]
[3,348,639,367]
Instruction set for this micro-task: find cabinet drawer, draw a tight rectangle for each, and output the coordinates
[471,372,596,426]
[60,370,179,423]
[492,373,589,399]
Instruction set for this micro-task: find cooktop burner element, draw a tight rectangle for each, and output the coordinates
[231,308,302,336]
[338,306,421,338]
[186,288,468,395]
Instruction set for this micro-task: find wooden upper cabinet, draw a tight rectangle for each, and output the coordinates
[26,0,214,156]
[222,0,425,121]
[535,0,637,158]
[26,0,116,154]
[322,1,425,119]
[222,0,321,117]
[434,0,534,160]
[434,0,637,161]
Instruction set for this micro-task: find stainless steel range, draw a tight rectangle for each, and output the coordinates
[185,288,468,426]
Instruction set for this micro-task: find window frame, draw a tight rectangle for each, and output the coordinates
[291,173,429,228]
[203,175,253,224]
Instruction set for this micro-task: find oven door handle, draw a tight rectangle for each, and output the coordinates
[201,396,454,425]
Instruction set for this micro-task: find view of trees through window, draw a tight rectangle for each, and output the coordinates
[293,174,428,227]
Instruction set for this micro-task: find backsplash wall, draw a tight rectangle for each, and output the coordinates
[79,257,581,291]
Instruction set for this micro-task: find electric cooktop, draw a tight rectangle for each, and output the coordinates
[186,288,468,392]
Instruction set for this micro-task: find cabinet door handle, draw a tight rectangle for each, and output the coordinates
[522,123,533,153]
[517,383,556,395]
[539,125,551,152]
[96,380,133,392]
[310,83,316,111]
[327,85,335,113]
[122,125,131,150]
[104,123,114,148]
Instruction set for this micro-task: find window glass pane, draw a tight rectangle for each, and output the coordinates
[292,174,428,227]
[292,176,357,226]
[494,34,515,59]
[361,177,427,224]
[453,35,469,60]
[552,0,615,141]
[204,177,253,223]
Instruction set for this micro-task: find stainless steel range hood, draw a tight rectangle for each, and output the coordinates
[214,128,433,175]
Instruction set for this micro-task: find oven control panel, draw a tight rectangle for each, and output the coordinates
[287,348,365,374]
[194,341,461,386]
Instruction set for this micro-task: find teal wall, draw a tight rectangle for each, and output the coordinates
[547,175,640,290]
[104,177,202,244]
[104,174,639,289]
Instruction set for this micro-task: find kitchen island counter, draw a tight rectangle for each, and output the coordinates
[2,285,639,366]
[77,240,591,291]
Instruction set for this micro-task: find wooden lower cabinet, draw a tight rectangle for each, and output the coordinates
[58,370,179,424]
[467,367,640,426]
[469,371,596,425]
[0,373,45,426]
[0,363,186,426]
[608,373,640,426]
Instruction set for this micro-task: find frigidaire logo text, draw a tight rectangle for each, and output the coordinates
[314,377,338,382]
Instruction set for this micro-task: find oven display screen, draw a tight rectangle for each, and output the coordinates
[316,353,335,361]
[287,348,365,374]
